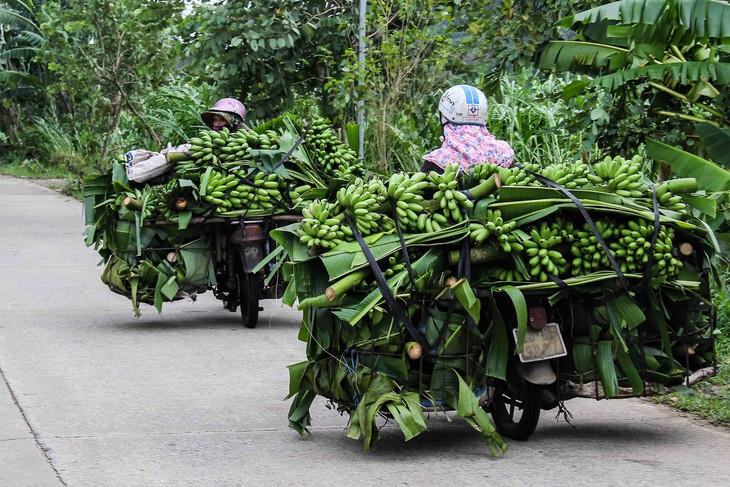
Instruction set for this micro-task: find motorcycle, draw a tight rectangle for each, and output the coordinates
[482,279,716,441]
[208,215,300,328]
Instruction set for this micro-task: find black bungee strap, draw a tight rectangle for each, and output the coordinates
[346,215,429,351]
[637,182,661,291]
[514,163,630,292]
[388,198,417,292]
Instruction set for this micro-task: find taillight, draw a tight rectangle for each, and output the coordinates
[528,306,547,330]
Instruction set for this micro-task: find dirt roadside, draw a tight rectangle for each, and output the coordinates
[27,177,68,192]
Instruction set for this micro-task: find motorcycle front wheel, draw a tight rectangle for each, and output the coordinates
[488,377,541,441]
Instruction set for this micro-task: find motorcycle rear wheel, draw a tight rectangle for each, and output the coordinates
[237,271,259,329]
[489,378,541,441]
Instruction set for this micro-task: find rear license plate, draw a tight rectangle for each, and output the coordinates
[513,323,567,362]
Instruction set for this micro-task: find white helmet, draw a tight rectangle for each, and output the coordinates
[438,85,488,125]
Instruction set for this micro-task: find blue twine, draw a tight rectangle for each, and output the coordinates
[342,349,361,406]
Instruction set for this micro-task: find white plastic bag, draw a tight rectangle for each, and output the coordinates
[125,153,172,182]
[124,149,158,167]
[125,143,191,182]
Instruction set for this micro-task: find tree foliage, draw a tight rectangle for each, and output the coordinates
[180,0,357,121]
[538,0,730,232]
[0,0,46,145]
[38,0,187,159]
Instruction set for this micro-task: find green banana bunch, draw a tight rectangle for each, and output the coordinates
[336,177,393,237]
[202,169,239,209]
[550,216,576,242]
[297,199,346,250]
[539,162,591,189]
[142,180,182,222]
[610,219,681,277]
[304,118,362,179]
[654,182,688,212]
[356,251,411,292]
[587,155,647,198]
[234,171,283,212]
[173,159,202,181]
[288,184,315,207]
[383,252,407,278]
[469,162,500,183]
[494,164,538,187]
[187,128,227,165]
[387,172,430,232]
[522,221,567,281]
[428,164,473,223]
[469,209,519,252]
[188,128,281,168]
[487,266,524,282]
[200,169,284,213]
[568,219,620,276]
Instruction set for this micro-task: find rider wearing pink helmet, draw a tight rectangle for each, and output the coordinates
[201,98,248,132]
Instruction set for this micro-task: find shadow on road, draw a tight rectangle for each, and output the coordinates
[106,304,302,332]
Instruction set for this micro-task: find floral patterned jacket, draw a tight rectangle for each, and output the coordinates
[422,123,514,171]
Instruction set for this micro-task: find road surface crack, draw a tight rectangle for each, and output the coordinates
[0,365,67,486]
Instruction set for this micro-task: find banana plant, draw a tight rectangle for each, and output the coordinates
[539,0,730,126]
[538,0,730,244]
[0,0,44,96]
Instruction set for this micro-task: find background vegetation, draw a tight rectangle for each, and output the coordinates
[1,0,728,422]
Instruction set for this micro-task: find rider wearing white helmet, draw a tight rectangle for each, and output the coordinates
[201,98,248,132]
[421,84,513,173]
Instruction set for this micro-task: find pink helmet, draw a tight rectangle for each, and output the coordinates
[201,98,247,129]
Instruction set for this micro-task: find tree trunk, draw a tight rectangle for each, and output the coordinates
[101,93,122,163]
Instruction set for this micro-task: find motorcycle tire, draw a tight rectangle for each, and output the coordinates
[488,378,541,441]
[237,271,259,329]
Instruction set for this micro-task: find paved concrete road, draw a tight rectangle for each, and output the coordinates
[1,174,729,487]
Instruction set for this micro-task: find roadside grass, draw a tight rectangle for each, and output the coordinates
[0,158,69,179]
[0,159,80,197]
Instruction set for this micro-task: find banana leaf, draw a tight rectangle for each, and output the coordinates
[647,138,730,192]
[558,0,730,40]
[384,393,428,441]
[179,238,215,286]
[572,341,596,374]
[450,277,481,324]
[604,295,640,354]
[497,186,624,206]
[485,294,509,380]
[538,40,629,72]
[160,275,179,300]
[177,210,192,230]
[495,285,527,353]
[696,122,730,168]
[286,360,309,400]
[270,222,315,264]
[597,340,619,398]
[318,223,468,281]
[681,193,717,217]
[331,250,441,325]
[346,374,398,449]
[583,62,730,92]
[613,294,646,331]
[428,363,460,404]
[453,372,507,457]
[287,389,316,435]
[616,344,645,394]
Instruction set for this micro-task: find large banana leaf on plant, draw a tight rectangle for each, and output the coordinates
[539,0,730,105]
[538,0,730,245]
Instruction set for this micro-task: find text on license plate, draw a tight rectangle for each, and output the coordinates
[512,323,568,362]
